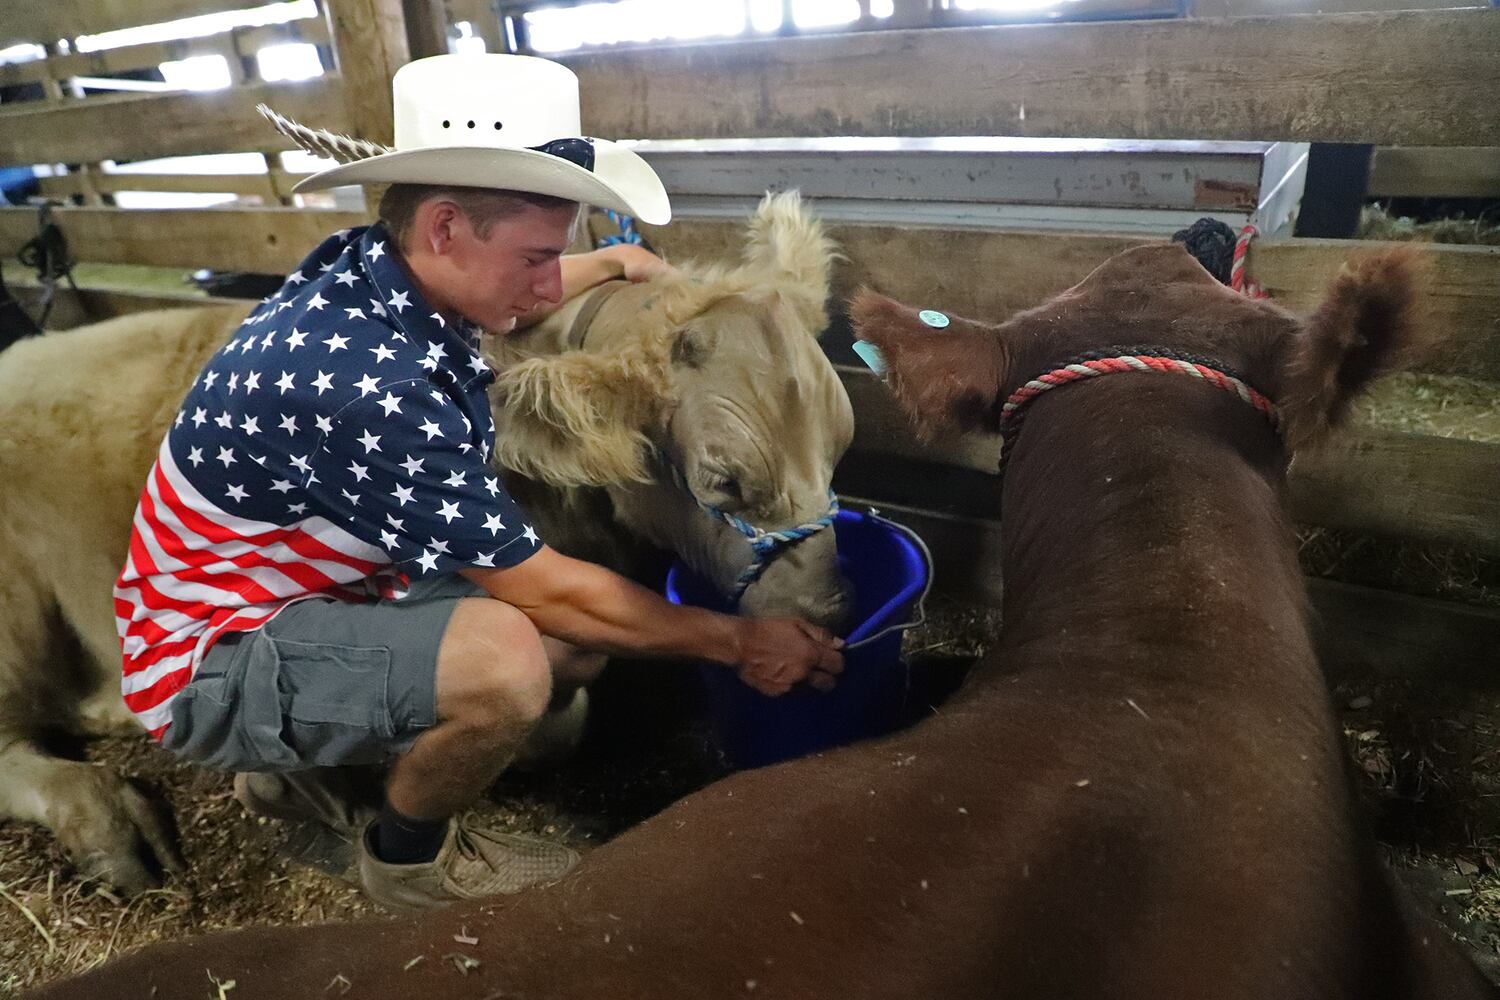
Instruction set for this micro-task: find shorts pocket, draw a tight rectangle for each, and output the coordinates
[270,638,395,767]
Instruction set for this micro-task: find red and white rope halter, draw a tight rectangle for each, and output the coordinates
[997,347,1280,470]
[1231,224,1270,299]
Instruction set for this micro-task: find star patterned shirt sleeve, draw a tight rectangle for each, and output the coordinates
[304,380,539,576]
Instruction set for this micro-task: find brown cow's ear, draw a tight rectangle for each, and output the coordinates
[490,350,667,487]
[848,289,1008,439]
[1278,248,1428,452]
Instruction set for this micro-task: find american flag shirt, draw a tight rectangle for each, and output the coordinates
[115,223,541,740]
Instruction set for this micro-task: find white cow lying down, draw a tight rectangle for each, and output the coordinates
[0,192,854,893]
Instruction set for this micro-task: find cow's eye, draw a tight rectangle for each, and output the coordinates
[700,471,743,505]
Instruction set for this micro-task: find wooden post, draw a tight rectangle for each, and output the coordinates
[324,0,411,146]
[403,0,449,59]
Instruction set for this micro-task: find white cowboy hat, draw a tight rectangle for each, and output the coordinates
[258,53,670,225]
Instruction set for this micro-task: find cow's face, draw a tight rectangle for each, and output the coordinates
[491,192,856,631]
[613,289,856,628]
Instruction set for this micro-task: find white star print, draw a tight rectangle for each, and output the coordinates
[430,312,445,328]
[286,329,309,350]
[252,454,267,466]
[399,455,424,476]
[318,261,335,273]
[270,479,294,493]
[369,300,387,318]
[260,331,276,351]
[312,371,335,394]
[468,355,489,375]
[191,407,208,427]
[187,447,204,467]
[334,270,359,287]
[286,270,307,285]
[367,240,386,262]
[290,454,312,474]
[473,551,496,567]
[324,333,350,352]
[414,549,439,572]
[522,525,540,546]
[226,484,248,502]
[428,538,451,555]
[306,292,329,310]
[444,470,467,488]
[436,500,462,523]
[314,414,334,434]
[217,447,236,468]
[276,371,296,393]
[227,373,240,393]
[429,389,448,407]
[344,308,366,321]
[244,372,261,393]
[203,371,218,390]
[288,502,308,515]
[239,337,256,354]
[354,373,381,397]
[376,391,403,416]
[356,429,382,453]
[483,513,505,536]
[387,290,411,313]
[483,476,500,497]
[215,412,233,429]
[418,419,443,441]
[391,484,415,506]
[370,343,396,363]
[385,513,405,531]
[174,412,183,427]
[348,460,370,482]
[379,529,400,549]
[239,415,260,436]
[340,488,362,506]
[279,414,298,435]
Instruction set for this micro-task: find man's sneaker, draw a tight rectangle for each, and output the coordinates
[234,769,381,878]
[357,814,579,912]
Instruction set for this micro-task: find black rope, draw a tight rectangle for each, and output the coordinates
[1171,217,1237,286]
[16,203,78,330]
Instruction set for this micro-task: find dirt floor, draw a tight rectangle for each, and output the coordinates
[1,596,1496,995]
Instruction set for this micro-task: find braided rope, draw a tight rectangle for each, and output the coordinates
[1230,224,1270,299]
[998,346,1278,471]
[661,454,838,600]
[597,208,645,248]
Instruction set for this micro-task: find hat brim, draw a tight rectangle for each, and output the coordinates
[291,139,670,226]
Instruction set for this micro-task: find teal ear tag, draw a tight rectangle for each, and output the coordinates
[852,340,888,376]
[919,309,950,328]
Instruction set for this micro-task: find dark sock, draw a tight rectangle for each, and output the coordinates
[374,801,448,865]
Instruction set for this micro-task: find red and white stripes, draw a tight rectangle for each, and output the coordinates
[114,440,401,739]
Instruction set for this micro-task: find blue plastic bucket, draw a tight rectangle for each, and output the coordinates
[665,507,931,769]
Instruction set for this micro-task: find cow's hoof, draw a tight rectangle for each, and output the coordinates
[47,765,185,896]
[512,688,590,772]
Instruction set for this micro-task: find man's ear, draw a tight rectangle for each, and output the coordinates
[491,350,667,488]
[848,289,1008,439]
[1279,248,1428,452]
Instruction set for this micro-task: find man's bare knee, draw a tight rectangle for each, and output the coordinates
[542,636,607,689]
[436,598,552,730]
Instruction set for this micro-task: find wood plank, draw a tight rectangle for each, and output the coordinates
[37,172,292,199]
[2,0,260,44]
[837,369,1500,555]
[1368,146,1500,199]
[0,79,344,166]
[845,495,1500,684]
[645,219,1500,381]
[564,10,1500,146]
[0,19,329,91]
[326,0,409,147]
[0,206,366,274]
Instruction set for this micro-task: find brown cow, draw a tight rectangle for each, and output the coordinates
[28,244,1495,1000]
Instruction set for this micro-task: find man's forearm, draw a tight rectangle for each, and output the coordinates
[464,556,746,664]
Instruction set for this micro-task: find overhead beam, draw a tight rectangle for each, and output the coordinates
[565,9,1500,146]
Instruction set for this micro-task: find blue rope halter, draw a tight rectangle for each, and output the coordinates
[662,456,839,603]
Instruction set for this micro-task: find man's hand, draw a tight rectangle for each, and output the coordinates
[731,618,844,697]
[601,243,678,283]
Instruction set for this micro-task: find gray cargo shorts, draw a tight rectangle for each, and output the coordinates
[160,575,488,773]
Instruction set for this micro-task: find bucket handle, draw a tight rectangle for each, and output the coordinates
[841,505,934,651]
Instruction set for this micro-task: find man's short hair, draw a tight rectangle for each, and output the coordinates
[378,183,579,248]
